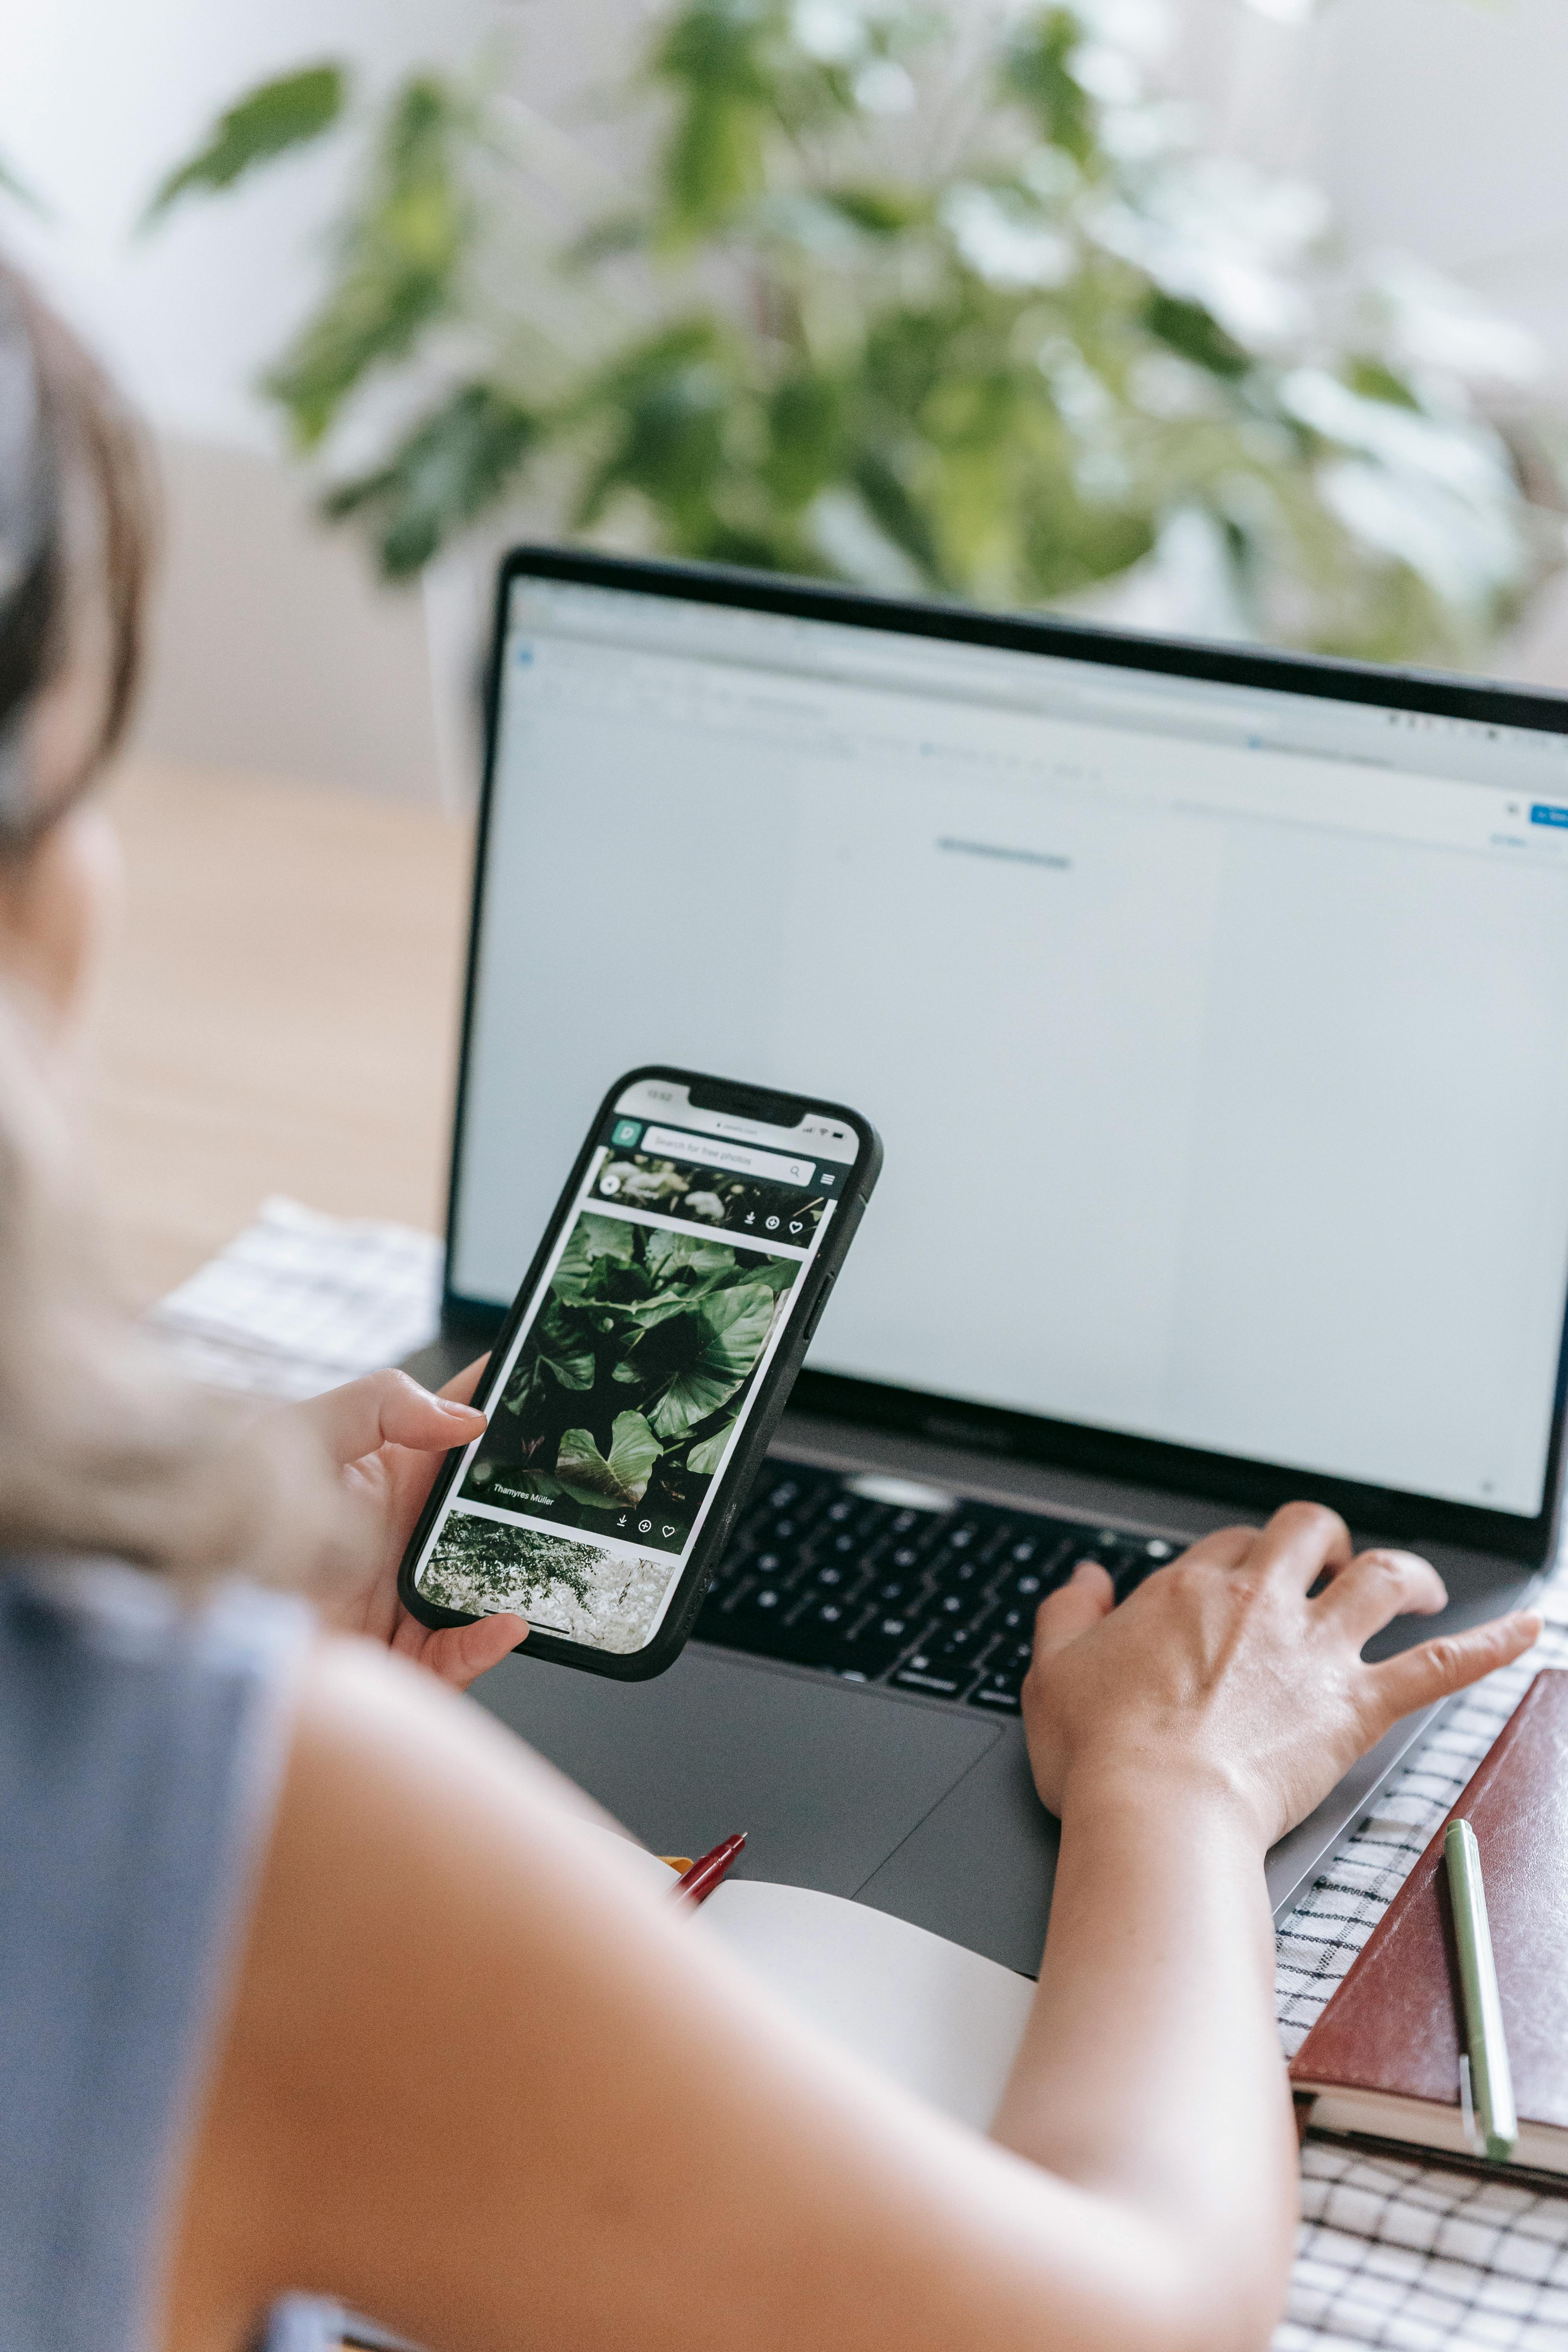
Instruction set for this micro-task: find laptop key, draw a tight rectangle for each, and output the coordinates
[969,1669,1025,1713]
[779,1596,873,1664]
[833,1613,922,1678]
[931,1588,976,1620]
[722,1581,790,1628]
[892,1659,967,1698]
[867,1573,924,1608]
[993,1565,1057,1610]
[892,1621,994,1697]
[805,1561,857,1594]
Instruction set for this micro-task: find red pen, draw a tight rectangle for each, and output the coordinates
[674,1831,748,1905]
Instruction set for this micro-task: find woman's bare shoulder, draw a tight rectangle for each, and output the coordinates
[164,1637,682,2346]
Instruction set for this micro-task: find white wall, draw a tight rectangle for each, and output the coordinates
[1170,0,1568,390]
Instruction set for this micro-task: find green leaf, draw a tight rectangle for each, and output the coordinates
[633,1232,761,1331]
[765,372,847,510]
[647,1281,774,1439]
[648,2,782,234]
[645,0,925,238]
[142,65,347,227]
[1345,357,1421,411]
[852,450,948,590]
[644,1227,734,1280]
[262,73,474,448]
[554,1410,662,1507]
[540,1341,596,1391]
[632,1285,714,1332]
[685,1416,737,1475]
[1142,292,1251,381]
[555,1212,636,1301]
[1000,9,1097,169]
[569,318,737,529]
[662,88,768,235]
[826,185,928,237]
[744,1257,800,1296]
[321,381,538,576]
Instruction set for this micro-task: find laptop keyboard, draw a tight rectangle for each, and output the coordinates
[693,1460,1181,1713]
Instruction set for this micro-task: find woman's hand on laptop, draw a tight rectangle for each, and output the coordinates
[1020,1501,1541,1851]
[277,1361,528,1690]
[985,1502,1539,2333]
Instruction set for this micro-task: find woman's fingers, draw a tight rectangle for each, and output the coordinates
[1247,1500,1354,1588]
[1031,1560,1115,1658]
[1173,1524,1257,1572]
[436,1354,490,1409]
[1031,1528,1257,1666]
[396,1609,528,1690]
[1316,1547,1446,1644]
[1365,1609,1541,1732]
[296,1367,486,1468]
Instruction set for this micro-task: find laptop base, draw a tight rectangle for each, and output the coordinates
[407,1335,1533,1973]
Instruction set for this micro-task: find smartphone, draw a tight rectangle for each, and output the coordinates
[399,1066,881,1679]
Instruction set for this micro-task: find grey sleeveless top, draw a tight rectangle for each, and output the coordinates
[0,1561,341,2352]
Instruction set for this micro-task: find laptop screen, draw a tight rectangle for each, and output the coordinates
[449,564,1568,1524]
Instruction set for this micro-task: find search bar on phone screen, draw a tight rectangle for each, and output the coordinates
[638,1126,816,1187]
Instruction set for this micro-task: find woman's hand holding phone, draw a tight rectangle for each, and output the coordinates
[278,1363,528,1691]
[398,1069,880,1678]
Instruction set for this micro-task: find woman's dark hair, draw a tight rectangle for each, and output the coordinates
[0,256,154,845]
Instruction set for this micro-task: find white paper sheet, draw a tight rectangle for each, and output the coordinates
[695,1879,1034,2131]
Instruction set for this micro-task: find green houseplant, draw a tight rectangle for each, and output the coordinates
[145,0,1557,666]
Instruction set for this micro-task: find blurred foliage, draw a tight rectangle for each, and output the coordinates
[320,380,538,575]
[145,1,1560,664]
[142,66,347,225]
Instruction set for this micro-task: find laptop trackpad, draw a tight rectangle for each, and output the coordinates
[472,1646,1001,1898]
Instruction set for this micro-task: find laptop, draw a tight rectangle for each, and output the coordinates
[405,546,1568,1975]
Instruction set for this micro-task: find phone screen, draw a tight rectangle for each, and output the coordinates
[409,1078,860,1656]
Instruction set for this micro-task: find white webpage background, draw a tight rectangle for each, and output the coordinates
[452,614,1568,1516]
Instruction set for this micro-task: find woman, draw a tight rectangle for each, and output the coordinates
[0,254,1541,2352]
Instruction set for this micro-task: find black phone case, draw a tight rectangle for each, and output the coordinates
[396,1063,882,1680]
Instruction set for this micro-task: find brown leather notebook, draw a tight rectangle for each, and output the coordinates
[1290,1668,1568,2174]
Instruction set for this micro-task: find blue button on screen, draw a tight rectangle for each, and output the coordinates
[1530,804,1568,827]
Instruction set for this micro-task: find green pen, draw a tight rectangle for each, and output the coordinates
[1444,1818,1518,2163]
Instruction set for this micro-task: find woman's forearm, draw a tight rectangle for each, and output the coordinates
[990,1768,1296,2352]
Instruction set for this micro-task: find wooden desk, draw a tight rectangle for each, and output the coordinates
[92,757,472,1308]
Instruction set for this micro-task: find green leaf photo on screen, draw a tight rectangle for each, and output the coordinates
[133,0,1563,670]
[459,1209,798,1543]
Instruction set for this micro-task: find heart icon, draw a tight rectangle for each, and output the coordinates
[662,1525,676,1538]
